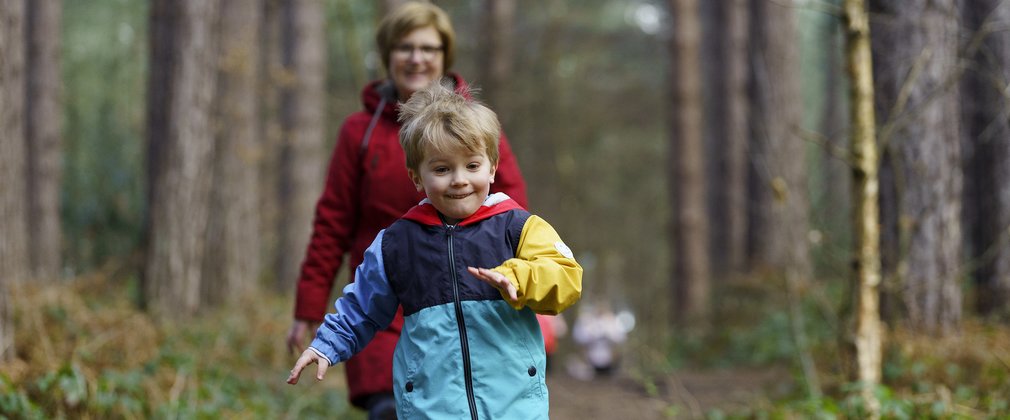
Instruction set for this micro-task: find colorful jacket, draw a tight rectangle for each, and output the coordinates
[293,74,528,403]
[310,194,582,419]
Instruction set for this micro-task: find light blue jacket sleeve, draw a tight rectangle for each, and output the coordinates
[308,230,398,364]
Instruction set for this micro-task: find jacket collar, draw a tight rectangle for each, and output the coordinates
[401,193,522,227]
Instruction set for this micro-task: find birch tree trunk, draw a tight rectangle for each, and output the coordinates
[275,0,327,291]
[0,0,28,361]
[26,0,63,282]
[669,0,710,326]
[845,0,883,414]
[871,0,963,335]
[144,0,220,317]
[203,1,263,306]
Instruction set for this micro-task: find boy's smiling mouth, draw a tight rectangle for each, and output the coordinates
[447,192,472,199]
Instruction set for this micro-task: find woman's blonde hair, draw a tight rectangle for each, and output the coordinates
[398,80,500,171]
[376,1,456,73]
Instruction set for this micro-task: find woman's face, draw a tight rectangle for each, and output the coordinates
[389,26,445,101]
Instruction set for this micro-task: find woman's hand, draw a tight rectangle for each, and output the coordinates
[467,266,518,303]
[287,348,330,384]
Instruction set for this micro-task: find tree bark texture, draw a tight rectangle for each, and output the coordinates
[748,0,819,397]
[275,0,327,291]
[478,0,516,113]
[702,0,749,279]
[871,0,962,335]
[144,0,221,317]
[379,0,408,19]
[25,0,63,282]
[844,0,883,411]
[962,0,1010,317]
[0,0,27,360]
[258,0,284,288]
[747,0,811,280]
[203,0,263,306]
[669,0,711,326]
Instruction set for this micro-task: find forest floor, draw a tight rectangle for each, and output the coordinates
[547,360,793,419]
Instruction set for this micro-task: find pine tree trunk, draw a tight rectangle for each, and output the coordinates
[26,0,63,282]
[478,0,516,114]
[748,0,818,397]
[962,0,1010,317]
[0,0,28,361]
[747,0,811,280]
[203,1,263,306]
[258,0,284,289]
[275,0,326,291]
[871,0,962,335]
[703,0,749,279]
[669,0,711,326]
[379,0,407,18]
[144,0,221,317]
[844,0,883,413]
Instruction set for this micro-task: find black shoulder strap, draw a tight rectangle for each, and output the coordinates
[359,81,397,159]
[359,95,386,159]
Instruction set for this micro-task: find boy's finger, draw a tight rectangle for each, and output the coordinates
[287,354,313,384]
[316,359,329,381]
[508,286,518,302]
[287,365,302,384]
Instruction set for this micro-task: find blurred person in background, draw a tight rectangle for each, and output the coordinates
[284,2,528,418]
[568,301,635,381]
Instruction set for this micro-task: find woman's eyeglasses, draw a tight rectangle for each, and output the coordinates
[392,44,444,61]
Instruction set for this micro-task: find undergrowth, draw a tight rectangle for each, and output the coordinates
[4,273,1010,419]
[1,274,362,419]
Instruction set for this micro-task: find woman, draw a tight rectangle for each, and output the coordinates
[284,2,528,418]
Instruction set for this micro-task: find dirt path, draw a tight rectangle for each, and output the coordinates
[548,366,791,419]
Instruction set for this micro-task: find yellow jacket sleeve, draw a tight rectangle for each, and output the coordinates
[491,215,582,314]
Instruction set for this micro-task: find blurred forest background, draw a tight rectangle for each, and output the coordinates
[3,0,1010,418]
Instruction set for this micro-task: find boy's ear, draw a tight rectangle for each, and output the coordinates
[407,168,424,192]
[489,163,498,183]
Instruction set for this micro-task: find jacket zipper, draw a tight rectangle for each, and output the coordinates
[447,225,479,419]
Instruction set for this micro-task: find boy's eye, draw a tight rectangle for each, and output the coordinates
[467,163,481,170]
[433,167,449,174]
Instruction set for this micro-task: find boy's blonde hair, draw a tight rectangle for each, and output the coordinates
[376,1,456,73]
[398,80,501,171]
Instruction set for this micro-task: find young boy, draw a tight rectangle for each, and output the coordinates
[287,81,582,419]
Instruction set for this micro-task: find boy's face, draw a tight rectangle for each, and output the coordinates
[408,143,497,224]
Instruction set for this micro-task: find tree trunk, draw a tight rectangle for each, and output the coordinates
[144,0,220,317]
[668,0,710,326]
[379,0,407,18]
[703,0,749,280]
[871,0,962,335]
[962,0,1010,318]
[259,0,283,288]
[844,0,883,414]
[748,0,819,397]
[203,1,263,306]
[0,0,28,361]
[748,0,811,280]
[478,0,516,114]
[25,0,63,283]
[275,0,327,291]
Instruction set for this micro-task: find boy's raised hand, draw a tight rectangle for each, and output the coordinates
[287,348,330,385]
[468,266,518,304]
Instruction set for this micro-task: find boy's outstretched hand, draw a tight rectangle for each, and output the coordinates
[468,267,518,304]
[287,348,330,385]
